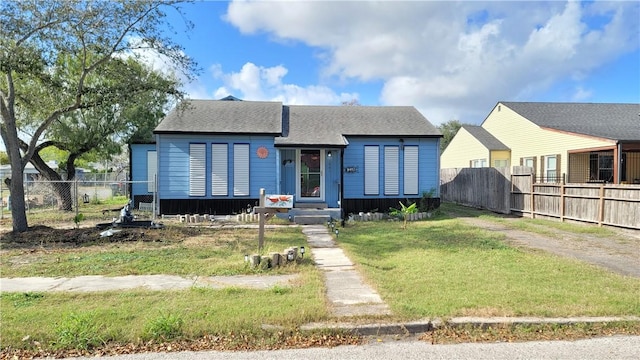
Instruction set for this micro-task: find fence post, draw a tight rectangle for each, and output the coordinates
[0,184,3,219]
[597,185,605,227]
[75,179,79,221]
[530,173,535,219]
[560,182,565,222]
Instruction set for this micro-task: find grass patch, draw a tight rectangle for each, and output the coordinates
[1,226,307,277]
[337,219,640,319]
[1,271,328,350]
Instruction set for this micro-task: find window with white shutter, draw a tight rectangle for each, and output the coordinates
[384,146,399,195]
[211,144,228,196]
[364,146,379,195]
[147,150,157,193]
[404,146,418,195]
[189,143,206,196]
[234,144,250,196]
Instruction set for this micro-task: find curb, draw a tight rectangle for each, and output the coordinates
[301,316,640,336]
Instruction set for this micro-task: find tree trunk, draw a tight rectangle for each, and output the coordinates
[8,159,29,232]
[29,153,75,211]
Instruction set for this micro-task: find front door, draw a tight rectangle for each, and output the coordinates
[297,149,324,201]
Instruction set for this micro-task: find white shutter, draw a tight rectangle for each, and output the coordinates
[404,146,418,195]
[147,150,157,193]
[384,146,399,195]
[364,146,379,195]
[234,144,250,196]
[211,144,228,196]
[189,143,206,196]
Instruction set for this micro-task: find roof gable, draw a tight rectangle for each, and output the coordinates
[154,99,283,134]
[501,102,640,141]
[461,125,509,150]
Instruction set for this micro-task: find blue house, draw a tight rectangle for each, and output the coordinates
[130,98,442,218]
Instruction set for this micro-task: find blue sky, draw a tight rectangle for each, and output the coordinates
[156,1,639,125]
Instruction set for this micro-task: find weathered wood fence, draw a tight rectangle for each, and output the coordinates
[441,167,640,230]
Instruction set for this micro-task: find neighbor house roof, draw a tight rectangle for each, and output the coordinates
[500,102,640,142]
[461,125,510,150]
[154,99,442,145]
[154,99,283,134]
[275,105,441,147]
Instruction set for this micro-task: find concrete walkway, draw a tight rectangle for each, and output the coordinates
[302,225,391,317]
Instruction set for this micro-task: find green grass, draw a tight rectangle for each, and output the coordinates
[1,227,308,277]
[1,270,328,349]
[337,218,640,318]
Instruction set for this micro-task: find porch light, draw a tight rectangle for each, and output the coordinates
[300,246,305,258]
[327,151,332,157]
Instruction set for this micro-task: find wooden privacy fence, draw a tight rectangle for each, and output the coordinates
[442,167,640,230]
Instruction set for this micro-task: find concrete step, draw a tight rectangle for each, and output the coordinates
[295,202,328,209]
[294,214,331,225]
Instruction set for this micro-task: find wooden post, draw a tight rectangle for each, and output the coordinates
[258,188,265,252]
[530,173,535,219]
[598,185,605,227]
[560,183,565,222]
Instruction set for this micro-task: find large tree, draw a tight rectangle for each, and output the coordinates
[437,119,465,153]
[0,1,196,232]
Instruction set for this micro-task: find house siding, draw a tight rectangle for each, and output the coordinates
[490,150,511,167]
[482,103,615,177]
[157,134,278,212]
[441,128,490,168]
[129,143,156,208]
[343,137,440,200]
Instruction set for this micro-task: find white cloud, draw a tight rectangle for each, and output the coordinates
[224,0,639,124]
[211,62,358,105]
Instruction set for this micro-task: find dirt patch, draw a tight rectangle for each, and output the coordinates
[454,215,640,278]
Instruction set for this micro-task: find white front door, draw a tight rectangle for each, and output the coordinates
[297,149,324,201]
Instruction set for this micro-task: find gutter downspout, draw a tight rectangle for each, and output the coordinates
[340,148,345,225]
[616,142,622,184]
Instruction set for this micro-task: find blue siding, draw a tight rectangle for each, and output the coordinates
[343,137,440,199]
[130,143,156,199]
[157,134,277,200]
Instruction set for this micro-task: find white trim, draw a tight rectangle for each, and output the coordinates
[384,146,399,195]
[404,146,419,195]
[189,143,206,196]
[364,145,379,195]
[211,143,228,196]
[233,144,250,196]
[147,150,157,193]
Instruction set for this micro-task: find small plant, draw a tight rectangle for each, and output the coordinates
[73,213,84,228]
[389,201,417,230]
[419,188,438,212]
[54,312,104,350]
[143,312,184,341]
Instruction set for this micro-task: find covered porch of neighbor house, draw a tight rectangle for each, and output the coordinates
[567,142,640,184]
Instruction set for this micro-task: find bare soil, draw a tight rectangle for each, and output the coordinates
[454,215,640,278]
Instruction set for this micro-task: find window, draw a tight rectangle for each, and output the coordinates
[545,155,557,183]
[211,144,228,196]
[384,146,399,195]
[404,146,419,195]
[189,143,206,196]
[364,146,379,195]
[590,152,614,182]
[494,159,508,168]
[471,159,487,168]
[147,151,157,193]
[523,157,534,168]
[233,144,249,196]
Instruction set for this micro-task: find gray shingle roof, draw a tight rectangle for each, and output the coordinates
[155,100,442,145]
[154,99,283,134]
[462,125,510,150]
[275,105,441,146]
[501,102,640,141]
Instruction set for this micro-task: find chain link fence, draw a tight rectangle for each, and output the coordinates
[1,178,155,226]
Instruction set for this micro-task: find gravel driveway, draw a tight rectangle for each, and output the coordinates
[455,215,640,278]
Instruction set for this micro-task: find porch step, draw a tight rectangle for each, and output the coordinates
[295,203,328,209]
[294,214,331,225]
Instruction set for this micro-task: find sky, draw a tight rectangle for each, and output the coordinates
[156,0,640,126]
